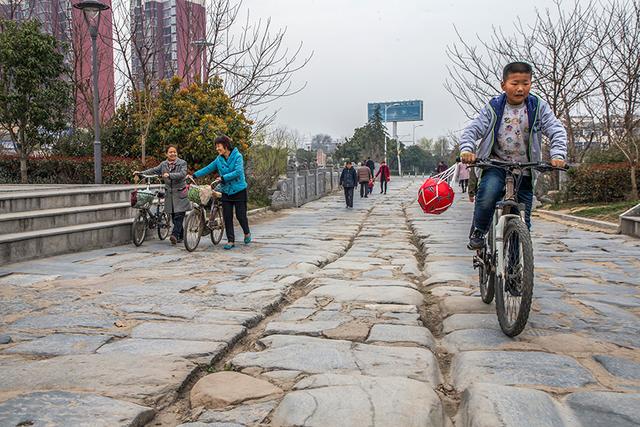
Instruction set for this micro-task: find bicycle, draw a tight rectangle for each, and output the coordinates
[183,177,225,252]
[130,174,171,246]
[470,158,567,337]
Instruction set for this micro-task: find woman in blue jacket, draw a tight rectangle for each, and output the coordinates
[189,135,251,250]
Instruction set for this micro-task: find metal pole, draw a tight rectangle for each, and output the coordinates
[393,121,401,176]
[90,27,101,184]
[383,105,388,163]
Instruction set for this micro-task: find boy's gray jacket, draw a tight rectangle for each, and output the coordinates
[459,93,567,163]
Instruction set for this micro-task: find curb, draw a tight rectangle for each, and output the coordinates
[247,206,271,216]
[534,209,620,234]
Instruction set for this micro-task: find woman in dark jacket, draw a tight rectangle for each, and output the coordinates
[189,135,250,250]
[135,145,190,244]
[339,160,358,208]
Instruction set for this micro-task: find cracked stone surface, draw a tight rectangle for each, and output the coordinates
[190,372,282,409]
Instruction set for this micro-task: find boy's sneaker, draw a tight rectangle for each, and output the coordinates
[467,229,485,250]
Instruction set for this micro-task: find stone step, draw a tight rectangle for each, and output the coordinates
[0,219,137,265]
[0,202,134,234]
[0,185,154,214]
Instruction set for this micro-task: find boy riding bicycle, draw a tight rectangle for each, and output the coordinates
[459,62,567,250]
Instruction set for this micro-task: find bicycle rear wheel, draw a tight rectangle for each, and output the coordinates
[131,211,147,246]
[157,211,171,240]
[209,204,224,245]
[184,209,203,252]
[495,219,534,337]
[478,225,496,304]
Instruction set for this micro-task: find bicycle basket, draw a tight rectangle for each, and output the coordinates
[187,185,212,205]
[131,189,155,208]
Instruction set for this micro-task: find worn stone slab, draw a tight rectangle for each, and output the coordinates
[232,335,441,385]
[456,383,573,427]
[308,285,423,306]
[190,372,282,409]
[593,355,640,380]
[443,314,500,333]
[361,269,395,279]
[425,272,471,285]
[277,308,316,321]
[9,313,117,330]
[0,354,195,403]
[271,374,445,427]
[430,286,472,297]
[311,277,417,289]
[0,391,155,427]
[451,351,595,390]
[264,320,343,337]
[4,333,112,356]
[440,296,495,316]
[0,334,12,344]
[443,329,514,353]
[197,401,277,425]
[566,392,640,427]
[131,322,245,344]
[97,339,227,361]
[366,324,436,349]
[192,310,262,327]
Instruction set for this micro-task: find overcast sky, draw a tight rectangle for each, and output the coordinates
[244,0,559,145]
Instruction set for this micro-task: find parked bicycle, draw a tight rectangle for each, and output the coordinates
[183,176,225,252]
[130,174,171,246]
[471,158,567,336]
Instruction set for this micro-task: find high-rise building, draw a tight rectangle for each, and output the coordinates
[130,0,206,86]
[0,0,115,127]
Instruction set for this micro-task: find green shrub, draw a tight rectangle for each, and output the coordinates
[566,163,639,202]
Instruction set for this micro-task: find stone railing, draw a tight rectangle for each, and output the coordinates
[270,167,341,209]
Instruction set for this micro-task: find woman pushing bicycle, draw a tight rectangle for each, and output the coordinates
[187,134,251,250]
[134,145,190,244]
[459,62,567,250]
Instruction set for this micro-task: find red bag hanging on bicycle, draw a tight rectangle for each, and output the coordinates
[418,177,455,214]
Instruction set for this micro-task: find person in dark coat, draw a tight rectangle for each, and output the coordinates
[375,160,391,194]
[436,160,448,173]
[339,161,358,208]
[135,145,190,244]
[190,135,251,250]
[365,157,375,194]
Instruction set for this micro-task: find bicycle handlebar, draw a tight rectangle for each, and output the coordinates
[468,158,569,172]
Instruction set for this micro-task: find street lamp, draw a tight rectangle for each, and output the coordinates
[412,124,423,145]
[383,103,400,163]
[73,0,110,185]
[192,39,214,84]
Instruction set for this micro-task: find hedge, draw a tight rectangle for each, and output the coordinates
[0,156,158,184]
[566,163,639,202]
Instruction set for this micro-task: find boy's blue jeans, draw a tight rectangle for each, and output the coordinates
[472,167,533,234]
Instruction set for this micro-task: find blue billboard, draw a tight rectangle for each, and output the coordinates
[368,100,423,122]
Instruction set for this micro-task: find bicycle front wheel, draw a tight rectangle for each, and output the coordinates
[157,211,171,240]
[184,209,203,252]
[131,211,147,246]
[495,219,534,337]
[210,204,224,245]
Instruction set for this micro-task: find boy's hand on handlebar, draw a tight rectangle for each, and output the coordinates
[551,158,566,168]
[460,152,476,164]
[162,172,170,178]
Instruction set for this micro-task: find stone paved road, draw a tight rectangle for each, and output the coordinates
[1,178,639,427]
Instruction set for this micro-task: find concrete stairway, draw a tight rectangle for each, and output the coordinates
[0,185,154,265]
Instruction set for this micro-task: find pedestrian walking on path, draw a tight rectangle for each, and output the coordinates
[339,161,357,208]
[436,160,448,173]
[357,162,372,198]
[135,145,189,244]
[454,160,470,193]
[459,61,566,250]
[365,157,375,194]
[190,135,251,250]
[375,160,391,194]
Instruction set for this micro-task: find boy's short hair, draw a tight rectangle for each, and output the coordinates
[502,62,533,81]
[345,160,352,165]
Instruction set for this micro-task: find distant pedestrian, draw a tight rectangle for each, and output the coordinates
[365,157,375,194]
[339,161,358,208]
[375,160,391,194]
[454,160,470,193]
[357,161,372,198]
[436,160,448,173]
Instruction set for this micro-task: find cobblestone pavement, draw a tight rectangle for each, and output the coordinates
[1,178,639,426]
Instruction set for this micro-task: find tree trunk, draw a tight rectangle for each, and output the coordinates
[18,128,28,184]
[630,163,639,200]
[141,133,146,165]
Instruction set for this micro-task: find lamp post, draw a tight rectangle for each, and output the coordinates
[73,0,110,184]
[383,103,400,164]
[412,124,423,145]
[396,133,410,177]
[192,39,214,84]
